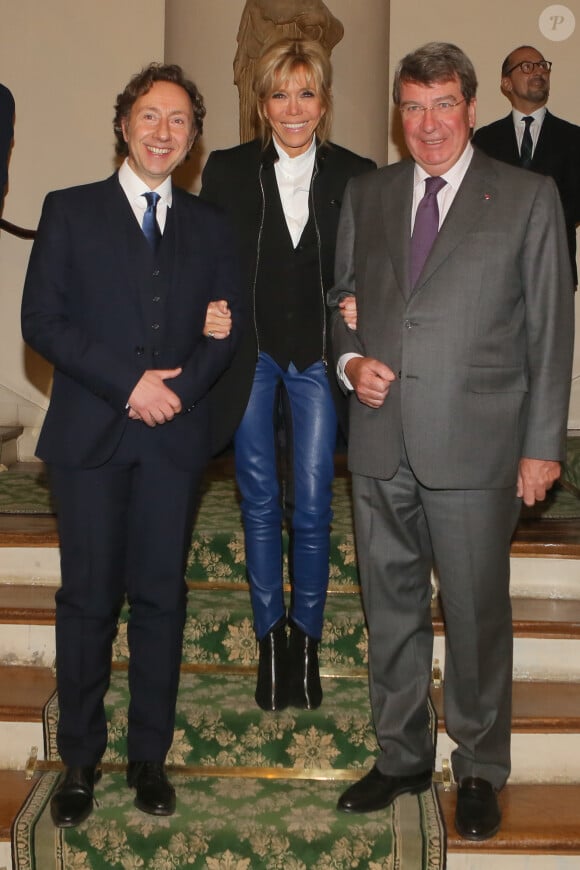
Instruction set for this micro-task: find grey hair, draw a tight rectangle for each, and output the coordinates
[392,42,478,105]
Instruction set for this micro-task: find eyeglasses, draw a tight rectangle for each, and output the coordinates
[399,98,466,119]
[505,60,552,75]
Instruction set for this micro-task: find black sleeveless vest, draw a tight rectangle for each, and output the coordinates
[254,164,324,371]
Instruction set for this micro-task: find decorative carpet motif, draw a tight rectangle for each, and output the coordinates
[43,672,379,770]
[12,771,445,870]
[109,589,369,670]
[12,468,446,868]
[0,469,53,514]
[35,671,446,868]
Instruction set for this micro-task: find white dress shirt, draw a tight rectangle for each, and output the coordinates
[512,107,546,158]
[338,145,475,390]
[117,158,172,234]
[273,137,316,248]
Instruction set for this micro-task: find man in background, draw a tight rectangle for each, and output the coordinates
[473,45,580,285]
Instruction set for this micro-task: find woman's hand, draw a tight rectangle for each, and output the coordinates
[204,300,232,339]
[339,294,357,330]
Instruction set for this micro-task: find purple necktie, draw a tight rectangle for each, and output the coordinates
[410,176,447,288]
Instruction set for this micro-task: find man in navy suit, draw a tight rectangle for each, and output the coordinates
[473,45,580,285]
[22,64,242,827]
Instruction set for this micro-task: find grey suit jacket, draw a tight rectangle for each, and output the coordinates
[329,148,574,488]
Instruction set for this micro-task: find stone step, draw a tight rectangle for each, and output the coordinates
[440,783,580,862]
[0,774,579,868]
[1,664,579,783]
[1,583,580,678]
[0,426,23,470]
[1,583,580,679]
[1,549,579,600]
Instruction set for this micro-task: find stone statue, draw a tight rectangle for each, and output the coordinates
[234,0,344,142]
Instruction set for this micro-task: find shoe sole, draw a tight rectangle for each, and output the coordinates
[454,819,501,841]
[50,804,94,828]
[338,779,432,814]
[133,797,175,816]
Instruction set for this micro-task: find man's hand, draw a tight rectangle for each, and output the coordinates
[517,457,561,506]
[345,357,396,408]
[203,299,231,340]
[339,295,358,330]
[127,368,182,427]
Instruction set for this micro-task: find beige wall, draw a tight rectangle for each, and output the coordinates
[389,0,580,427]
[165,0,390,187]
[0,0,165,454]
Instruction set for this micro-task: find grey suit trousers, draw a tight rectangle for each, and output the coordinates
[353,449,521,790]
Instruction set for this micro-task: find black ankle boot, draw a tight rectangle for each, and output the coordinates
[287,618,322,710]
[255,617,288,711]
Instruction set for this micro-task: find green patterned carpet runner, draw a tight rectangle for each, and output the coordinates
[14,770,444,870]
[9,454,453,868]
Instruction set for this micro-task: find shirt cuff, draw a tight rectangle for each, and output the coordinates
[337,352,362,391]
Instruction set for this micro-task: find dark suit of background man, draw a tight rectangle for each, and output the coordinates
[21,64,242,828]
[329,42,573,841]
[473,44,580,285]
[0,82,15,210]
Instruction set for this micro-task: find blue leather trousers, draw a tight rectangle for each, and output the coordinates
[234,353,337,641]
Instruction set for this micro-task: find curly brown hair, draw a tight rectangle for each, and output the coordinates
[113,63,206,157]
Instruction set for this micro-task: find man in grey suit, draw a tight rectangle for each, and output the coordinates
[329,43,574,841]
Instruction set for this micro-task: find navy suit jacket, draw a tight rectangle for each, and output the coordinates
[473,110,580,282]
[22,173,243,470]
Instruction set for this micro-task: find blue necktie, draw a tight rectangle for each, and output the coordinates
[410,176,447,288]
[520,116,534,168]
[142,191,161,251]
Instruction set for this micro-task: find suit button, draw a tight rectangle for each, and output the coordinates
[152,349,160,357]
[152,296,160,303]
[151,323,160,330]
[152,269,160,277]
[135,346,145,356]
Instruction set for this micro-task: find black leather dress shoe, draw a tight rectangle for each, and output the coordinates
[455,777,501,840]
[50,765,101,828]
[127,761,176,816]
[337,765,432,813]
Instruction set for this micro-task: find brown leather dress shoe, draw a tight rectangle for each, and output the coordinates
[50,765,101,828]
[337,765,432,813]
[127,761,176,816]
[455,776,501,840]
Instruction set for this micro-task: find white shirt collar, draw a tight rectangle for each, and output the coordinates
[413,142,474,193]
[272,136,316,177]
[118,158,173,210]
[512,106,547,124]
